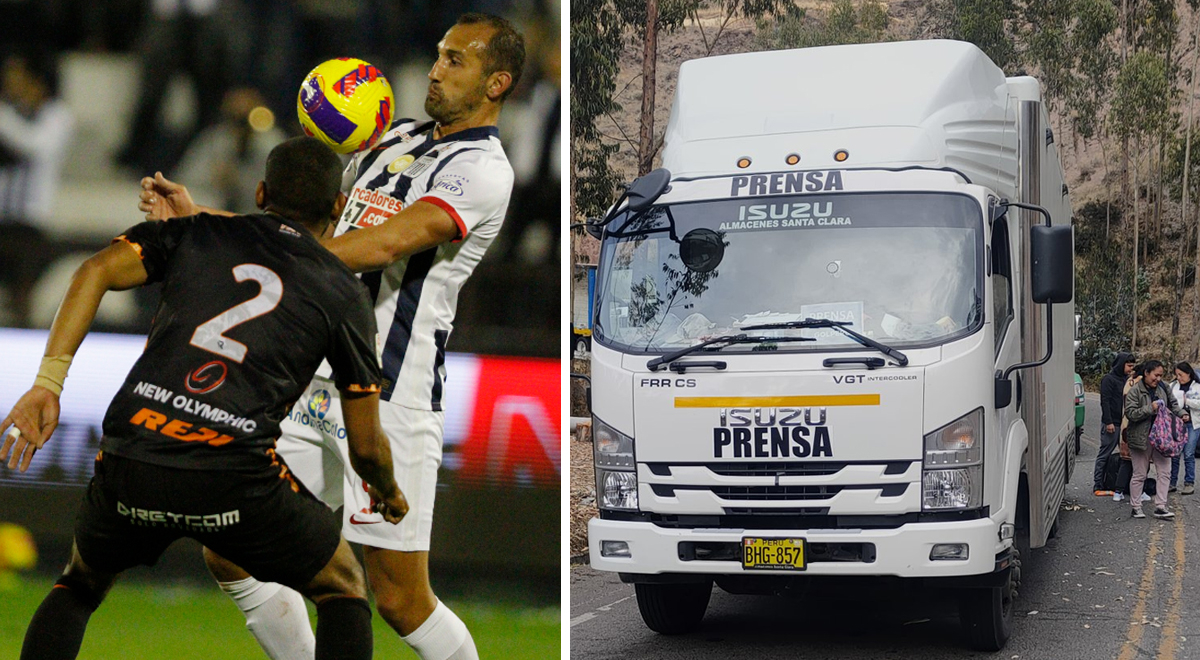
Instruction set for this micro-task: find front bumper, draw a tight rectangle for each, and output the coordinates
[588,514,1004,578]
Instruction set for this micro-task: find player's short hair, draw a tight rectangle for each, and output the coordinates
[264,137,343,224]
[455,13,526,101]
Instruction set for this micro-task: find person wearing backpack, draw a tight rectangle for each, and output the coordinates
[1124,360,1188,519]
[1096,352,1136,496]
[1170,362,1200,494]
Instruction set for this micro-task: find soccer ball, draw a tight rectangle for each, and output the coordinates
[0,523,35,572]
[298,58,394,154]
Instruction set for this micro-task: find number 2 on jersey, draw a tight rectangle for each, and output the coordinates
[190,264,282,362]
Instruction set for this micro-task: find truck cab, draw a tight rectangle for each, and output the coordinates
[584,40,1075,651]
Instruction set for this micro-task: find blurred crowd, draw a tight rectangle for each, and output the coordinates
[0,0,559,355]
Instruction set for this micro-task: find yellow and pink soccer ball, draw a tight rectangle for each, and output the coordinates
[298,58,394,154]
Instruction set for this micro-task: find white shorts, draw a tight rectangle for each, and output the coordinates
[277,377,444,552]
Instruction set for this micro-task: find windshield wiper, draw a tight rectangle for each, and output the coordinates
[740,318,910,367]
[646,333,815,371]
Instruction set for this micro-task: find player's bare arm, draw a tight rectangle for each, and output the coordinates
[0,241,147,471]
[341,391,409,523]
[323,200,460,272]
[139,171,235,220]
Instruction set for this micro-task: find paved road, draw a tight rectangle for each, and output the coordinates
[570,393,1200,658]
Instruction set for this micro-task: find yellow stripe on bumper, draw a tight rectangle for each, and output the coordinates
[674,394,880,408]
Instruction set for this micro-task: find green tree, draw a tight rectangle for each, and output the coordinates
[756,0,889,50]
[1109,50,1174,349]
[571,0,625,218]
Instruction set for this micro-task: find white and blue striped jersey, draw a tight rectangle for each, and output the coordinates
[318,119,513,410]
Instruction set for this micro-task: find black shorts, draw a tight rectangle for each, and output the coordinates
[74,452,341,590]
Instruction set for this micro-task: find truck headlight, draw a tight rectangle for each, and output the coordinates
[922,408,983,510]
[593,417,638,510]
[922,466,982,510]
[598,469,639,510]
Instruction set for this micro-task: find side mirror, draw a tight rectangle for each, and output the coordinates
[601,168,672,226]
[995,373,1012,409]
[625,168,671,212]
[1031,224,1073,304]
[585,217,603,240]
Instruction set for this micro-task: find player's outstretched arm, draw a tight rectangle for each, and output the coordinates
[340,391,408,523]
[138,171,235,220]
[0,241,148,472]
[323,200,459,272]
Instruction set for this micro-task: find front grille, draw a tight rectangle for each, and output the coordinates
[706,462,846,477]
[651,483,909,500]
[711,485,844,500]
[645,461,916,478]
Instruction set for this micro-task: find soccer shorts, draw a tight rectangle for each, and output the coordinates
[277,377,444,552]
[74,451,342,590]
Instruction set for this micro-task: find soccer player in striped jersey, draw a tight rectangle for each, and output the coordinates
[139,13,526,660]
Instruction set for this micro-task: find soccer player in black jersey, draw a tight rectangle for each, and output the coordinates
[138,15,527,660]
[0,137,407,660]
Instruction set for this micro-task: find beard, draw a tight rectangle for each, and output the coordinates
[424,81,488,124]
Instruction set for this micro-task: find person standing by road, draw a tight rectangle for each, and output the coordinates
[1125,360,1187,519]
[1169,361,1200,494]
[1096,352,1135,496]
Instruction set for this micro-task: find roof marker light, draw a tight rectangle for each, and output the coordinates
[834,150,849,162]
[786,154,800,165]
[737,157,752,169]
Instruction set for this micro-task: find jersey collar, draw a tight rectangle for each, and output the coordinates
[432,124,499,145]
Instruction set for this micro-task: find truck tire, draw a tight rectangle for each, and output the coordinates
[635,580,712,634]
[959,547,1021,651]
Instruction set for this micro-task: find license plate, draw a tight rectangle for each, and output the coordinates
[742,537,806,571]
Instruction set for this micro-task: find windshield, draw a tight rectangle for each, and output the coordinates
[594,192,984,354]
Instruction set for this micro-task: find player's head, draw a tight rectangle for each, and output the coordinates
[426,13,526,124]
[1,46,57,110]
[257,137,346,234]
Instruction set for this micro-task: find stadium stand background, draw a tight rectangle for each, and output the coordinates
[0,0,559,602]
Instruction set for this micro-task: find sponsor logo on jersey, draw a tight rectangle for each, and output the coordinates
[402,150,439,179]
[132,381,257,434]
[118,500,240,530]
[344,186,403,229]
[185,360,228,394]
[278,223,302,237]
[387,154,415,174]
[308,389,332,419]
[432,174,467,197]
[287,402,347,440]
[128,407,238,447]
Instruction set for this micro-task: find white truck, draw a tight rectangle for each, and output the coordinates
[584,40,1075,651]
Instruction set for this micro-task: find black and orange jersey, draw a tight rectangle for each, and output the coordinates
[99,212,381,471]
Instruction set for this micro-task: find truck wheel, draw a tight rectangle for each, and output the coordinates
[635,581,712,634]
[959,547,1021,651]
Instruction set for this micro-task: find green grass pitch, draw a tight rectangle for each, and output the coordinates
[0,576,560,658]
